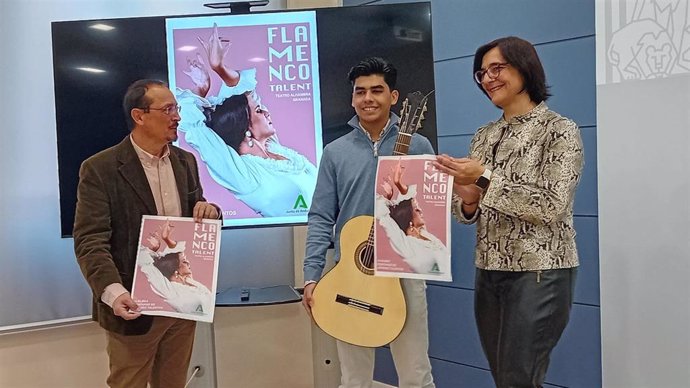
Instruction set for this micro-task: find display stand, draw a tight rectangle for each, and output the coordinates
[216,285,302,306]
[203,1,269,14]
[186,285,303,387]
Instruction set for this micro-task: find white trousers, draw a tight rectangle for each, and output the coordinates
[336,279,435,388]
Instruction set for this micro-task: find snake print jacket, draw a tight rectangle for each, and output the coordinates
[453,102,583,271]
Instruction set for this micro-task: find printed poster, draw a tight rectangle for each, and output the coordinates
[166,12,322,227]
[131,216,222,323]
[374,155,453,282]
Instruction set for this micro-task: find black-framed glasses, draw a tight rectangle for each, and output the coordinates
[474,63,509,84]
[144,104,181,116]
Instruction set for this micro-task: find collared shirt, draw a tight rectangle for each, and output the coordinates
[102,136,183,307]
[130,136,182,218]
[454,102,583,271]
[360,119,391,156]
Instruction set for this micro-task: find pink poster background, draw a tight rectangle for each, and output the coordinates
[374,156,452,279]
[169,20,319,221]
[131,216,220,320]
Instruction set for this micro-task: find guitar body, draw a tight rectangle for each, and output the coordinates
[310,91,430,348]
[312,215,406,348]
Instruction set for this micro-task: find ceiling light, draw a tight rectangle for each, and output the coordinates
[76,67,106,73]
[90,24,115,31]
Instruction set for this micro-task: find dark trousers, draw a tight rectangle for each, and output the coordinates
[475,267,577,388]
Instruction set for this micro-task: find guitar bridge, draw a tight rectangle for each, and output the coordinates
[335,294,383,315]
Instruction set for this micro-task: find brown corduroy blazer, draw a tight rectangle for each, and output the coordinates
[73,136,207,335]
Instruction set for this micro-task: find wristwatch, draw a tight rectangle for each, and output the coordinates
[474,168,492,191]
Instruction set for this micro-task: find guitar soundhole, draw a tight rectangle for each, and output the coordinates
[355,242,375,275]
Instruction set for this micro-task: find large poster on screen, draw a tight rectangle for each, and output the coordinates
[374,156,453,282]
[131,216,221,323]
[166,12,322,227]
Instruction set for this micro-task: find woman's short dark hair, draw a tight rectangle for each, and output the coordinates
[388,199,414,232]
[348,57,397,90]
[206,93,251,152]
[473,36,550,103]
[154,252,181,279]
[122,79,168,130]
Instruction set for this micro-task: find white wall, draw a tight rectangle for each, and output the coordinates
[596,1,690,387]
[0,0,294,331]
[0,2,339,387]
[0,304,313,388]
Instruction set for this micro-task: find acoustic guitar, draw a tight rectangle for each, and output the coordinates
[311,92,430,347]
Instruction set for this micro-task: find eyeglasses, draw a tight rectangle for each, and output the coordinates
[474,63,509,84]
[144,104,181,116]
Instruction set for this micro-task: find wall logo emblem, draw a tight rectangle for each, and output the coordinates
[605,0,690,82]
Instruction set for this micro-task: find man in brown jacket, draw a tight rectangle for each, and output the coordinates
[73,79,219,388]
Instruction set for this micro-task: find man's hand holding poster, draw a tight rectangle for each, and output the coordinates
[131,215,221,323]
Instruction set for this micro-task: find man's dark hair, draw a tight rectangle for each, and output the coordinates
[347,57,397,90]
[473,36,551,103]
[153,252,181,279]
[388,199,414,233]
[207,93,251,153]
[122,79,168,130]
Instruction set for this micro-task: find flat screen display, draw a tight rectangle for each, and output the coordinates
[52,2,436,235]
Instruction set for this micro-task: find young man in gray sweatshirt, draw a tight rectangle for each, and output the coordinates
[302,57,436,388]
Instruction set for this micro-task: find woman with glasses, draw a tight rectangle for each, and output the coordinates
[176,24,317,217]
[434,36,583,388]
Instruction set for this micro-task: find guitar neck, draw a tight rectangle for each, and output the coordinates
[393,132,412,156]
[392,131,412,156]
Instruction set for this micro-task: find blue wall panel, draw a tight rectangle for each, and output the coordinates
[426,286,487,368]
[429,358,564,388]
[375,343,498,388]
[430,0,595,61]
[437,134,472,162]
[440,220,476,289]
[539,37,597,128]
[347,0,595,61]
[373,347,397,386]
[546,304,602,387]
[434,134,477,289]
[575,126,599,216]
[429,359,495,388]
[573,216,600,306]
[435,56,497,136]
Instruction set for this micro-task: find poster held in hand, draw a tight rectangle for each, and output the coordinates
[131,215,221,322]
[374,155,453,282]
